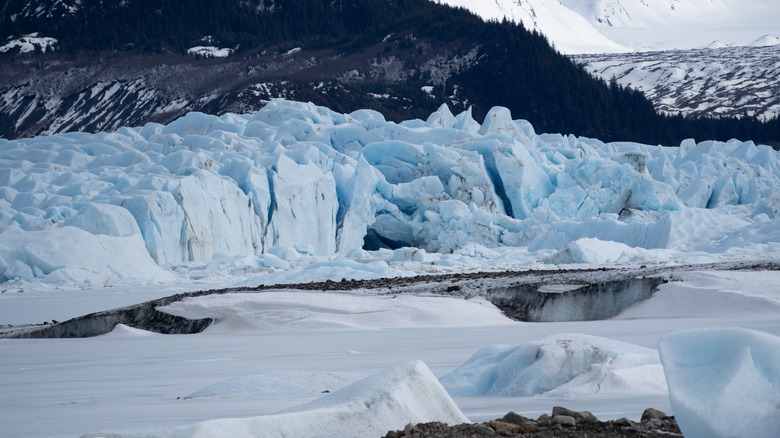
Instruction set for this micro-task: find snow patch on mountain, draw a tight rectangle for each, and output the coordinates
[704,40,730,50]
[0,77,188,137]
[187,46,233,58]
[16,0,83,19]
[558,0,734,28]
[0,33,58,54]
[748,35,780,47]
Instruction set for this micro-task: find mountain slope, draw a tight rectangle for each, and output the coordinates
[436,0,780,53]
[431,0,627,54]
[574,45,780,121]
[0,0,778,145]
[562,0,779,52]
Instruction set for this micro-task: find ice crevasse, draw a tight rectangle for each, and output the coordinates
[2,99,780,284]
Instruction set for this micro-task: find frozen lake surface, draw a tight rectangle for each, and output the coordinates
[2,267,780,437]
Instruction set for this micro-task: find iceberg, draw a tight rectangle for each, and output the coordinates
[659,328,780,438]
[440,334,665,397]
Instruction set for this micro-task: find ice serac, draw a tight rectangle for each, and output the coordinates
[83,360,468,438]
[117,191,185,264]
[471,107,553,219]
[659,328,780,438]
[173,170,262,261]
[267,155,338,255]
[63,202,141,237]
[441,334,664,397]
[334,156,383,252]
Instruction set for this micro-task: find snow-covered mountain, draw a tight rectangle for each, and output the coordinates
[573,44,780,121]
[2,99,780,286]
[435,0,780,53]
[567,0,780,52]
[431,0,627,54]
[434,0,780,123]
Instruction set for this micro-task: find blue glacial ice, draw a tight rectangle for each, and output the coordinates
[659,328,780,438]
[440,333,665,397]
[2,99,780,284]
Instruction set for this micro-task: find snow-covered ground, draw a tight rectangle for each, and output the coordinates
[2,269,780,437]
[2,100,780,436]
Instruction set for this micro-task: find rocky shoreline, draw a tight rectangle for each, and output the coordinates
[383,407,681,437]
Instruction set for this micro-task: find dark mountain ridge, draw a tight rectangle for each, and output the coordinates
[1,0,778,145]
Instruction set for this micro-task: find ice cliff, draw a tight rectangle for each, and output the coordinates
[2,99,780,284]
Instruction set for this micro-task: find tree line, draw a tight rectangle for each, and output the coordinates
[1,0,777,145]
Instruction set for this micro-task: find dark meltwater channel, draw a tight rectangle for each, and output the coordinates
[16,263,758,338]
[6,297,214,339]
[485,277,667,322]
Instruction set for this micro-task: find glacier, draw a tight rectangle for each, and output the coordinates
[2,98,780,286]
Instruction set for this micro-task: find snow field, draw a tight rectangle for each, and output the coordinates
[435,0,780,53]
[3,269,780,436]
[0,33,58,54]
[81,360,468,438]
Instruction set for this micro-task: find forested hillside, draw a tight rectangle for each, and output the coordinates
[1,0,778,144]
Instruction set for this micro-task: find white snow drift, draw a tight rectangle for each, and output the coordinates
[84,360,468,438]
[159,291,514,332]
[3,99,780,286]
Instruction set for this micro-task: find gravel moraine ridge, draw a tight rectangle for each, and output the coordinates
[383,407,681,438]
